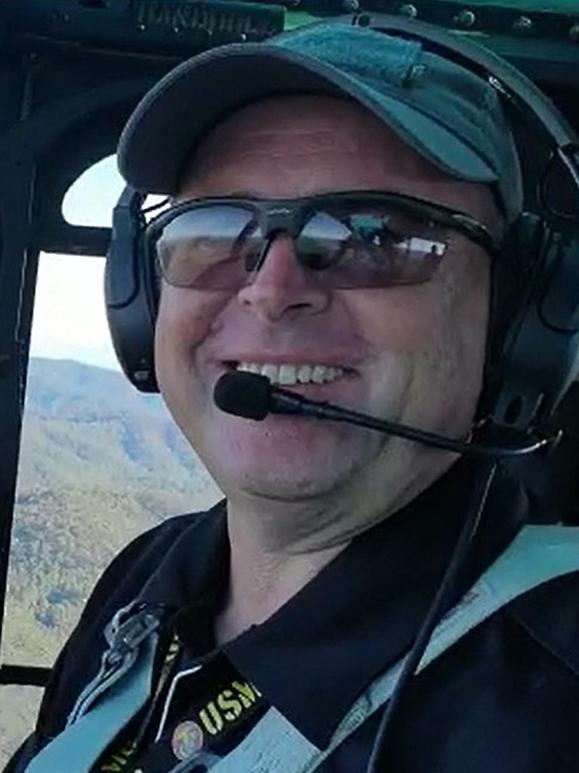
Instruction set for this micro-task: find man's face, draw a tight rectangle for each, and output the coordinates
[155,95,493,515]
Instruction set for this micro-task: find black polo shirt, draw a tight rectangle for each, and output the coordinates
[8,459,579,772]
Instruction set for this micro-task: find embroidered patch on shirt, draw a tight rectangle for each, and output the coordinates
[100,647,266,772]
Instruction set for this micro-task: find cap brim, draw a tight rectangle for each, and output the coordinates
[118,44,497,194]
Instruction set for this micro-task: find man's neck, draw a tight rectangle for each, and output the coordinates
[214,499,350,645]
[213,452,451,645]
[215,541,346,646]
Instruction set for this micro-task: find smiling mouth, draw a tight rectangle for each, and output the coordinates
[223,361,355,387]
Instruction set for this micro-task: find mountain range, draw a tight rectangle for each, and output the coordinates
[0,357,222,764]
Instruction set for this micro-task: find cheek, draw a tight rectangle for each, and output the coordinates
[340,286,436,353]
[337,288,440,417]
[419,270,489,425]
[338,270,488,428]
[443,266,489,371]
[154,285,229,378]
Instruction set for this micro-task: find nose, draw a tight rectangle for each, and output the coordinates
[236,233,330,322]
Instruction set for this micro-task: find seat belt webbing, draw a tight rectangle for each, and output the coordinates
[26,633,158,773]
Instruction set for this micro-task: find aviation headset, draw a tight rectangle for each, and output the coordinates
[105,12,579,440]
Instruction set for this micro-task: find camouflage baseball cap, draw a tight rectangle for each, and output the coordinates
[118,21,523,222]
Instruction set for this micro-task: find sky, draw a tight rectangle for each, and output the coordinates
[30,156,125,371]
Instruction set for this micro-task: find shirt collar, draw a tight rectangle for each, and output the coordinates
[137,500,229,612]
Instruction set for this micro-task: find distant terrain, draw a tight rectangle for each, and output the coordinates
[0,357,221,764]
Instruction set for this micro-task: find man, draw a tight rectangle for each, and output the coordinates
[9,20,579,773]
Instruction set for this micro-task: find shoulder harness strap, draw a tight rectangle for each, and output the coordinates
[26,602,162,773]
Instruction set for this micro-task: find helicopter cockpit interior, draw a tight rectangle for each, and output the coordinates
[0,0,578,762]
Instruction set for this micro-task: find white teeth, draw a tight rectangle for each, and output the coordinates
[238,362,258,374]
[311,365,326,384]
[240,362,260,374]
[261,364,278,382]
[236,362,345,386]
[278,364,297,385]
[326,367,337,382]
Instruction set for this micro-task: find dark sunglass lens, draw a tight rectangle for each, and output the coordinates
[302,206,448,288]
[297,212,351,271]
[156,205,257,289]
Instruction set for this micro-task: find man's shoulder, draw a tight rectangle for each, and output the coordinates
[78,499,227,626]
[506,566,579,678]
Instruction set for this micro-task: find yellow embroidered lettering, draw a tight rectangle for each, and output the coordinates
[199,702,224,735]
[100,741,138,771]
[100,762,123,773]
[232,680,257,708]
[217,689,243,721]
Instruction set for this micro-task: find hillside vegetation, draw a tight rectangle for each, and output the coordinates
[0,358,221,765]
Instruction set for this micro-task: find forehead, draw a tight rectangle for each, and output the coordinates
[176,95,494,222]
[180,97,448,190]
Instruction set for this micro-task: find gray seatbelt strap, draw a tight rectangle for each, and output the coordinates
[211,524,579,773]
[26,606,161,773]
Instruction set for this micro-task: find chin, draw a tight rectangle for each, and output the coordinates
[202,419,389,504]
[226,467,351,503]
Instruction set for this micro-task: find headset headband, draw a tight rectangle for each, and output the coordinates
[355,13,579,157]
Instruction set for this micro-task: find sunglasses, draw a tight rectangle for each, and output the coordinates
[145,191,500,291]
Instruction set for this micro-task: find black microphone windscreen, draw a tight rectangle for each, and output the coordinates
[213,371,271,420]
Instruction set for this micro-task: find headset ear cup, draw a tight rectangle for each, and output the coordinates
[483,214,579,432]
[105,187,159,392]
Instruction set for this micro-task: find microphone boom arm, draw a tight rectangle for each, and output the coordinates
[212,371,555,459]
[269,386,552,458]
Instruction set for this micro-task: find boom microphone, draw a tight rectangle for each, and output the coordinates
[214,371,556,458]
